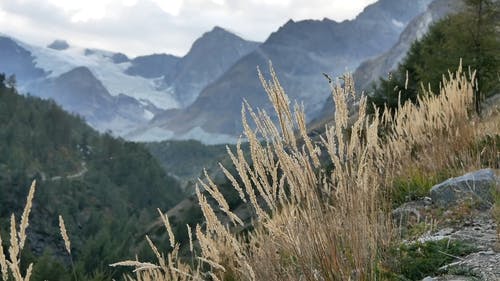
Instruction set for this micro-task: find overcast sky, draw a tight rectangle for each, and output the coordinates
[0,0,377,57]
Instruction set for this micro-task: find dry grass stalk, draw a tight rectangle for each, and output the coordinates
[24,263,33,281]
[197,171,243,226]
[58,215,79,281]
[186,225,193,254]
[59,215,71,255]
[157,209,176,249]
[19,180,36,251]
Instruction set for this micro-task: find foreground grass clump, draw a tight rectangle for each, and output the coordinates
[0,181,36,281]
[112,61,497,281]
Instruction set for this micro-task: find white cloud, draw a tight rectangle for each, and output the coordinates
[211,0,225,5]
[0,0,377,56]
[250,0,291,6]
[46,0,111,22]
[151,0,184,16]
[122,0,138,6]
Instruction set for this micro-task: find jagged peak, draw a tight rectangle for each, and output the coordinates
[200,26,240,39]
[184,25,257,56]
[210,26,228,33]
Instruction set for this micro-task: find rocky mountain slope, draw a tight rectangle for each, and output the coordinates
[164,26,260,107]
[2,0,456,144]
[34,66,162,134]
[125,53,180,79]
[0,36,46,83]
[131,0,433,141]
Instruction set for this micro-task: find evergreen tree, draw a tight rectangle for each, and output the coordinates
[369,1,499,113]
[463,0,500,113]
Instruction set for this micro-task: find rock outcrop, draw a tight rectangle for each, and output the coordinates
[395,168,499,281]
[430,169,497,208]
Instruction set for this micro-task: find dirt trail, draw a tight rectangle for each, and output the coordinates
[49,162,88,181]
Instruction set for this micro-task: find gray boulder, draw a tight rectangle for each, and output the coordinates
[430,169,498,208]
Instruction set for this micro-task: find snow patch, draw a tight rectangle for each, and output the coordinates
[18,41,179,110]
[143,110,155,120]
[19,42,94,77]
[392,19,405,28]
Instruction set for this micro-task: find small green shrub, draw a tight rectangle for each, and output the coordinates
[405,222,431,240]
[388,239,476,280]
[391,170,451,207]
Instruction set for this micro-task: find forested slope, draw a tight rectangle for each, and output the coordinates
[0,75,184,280]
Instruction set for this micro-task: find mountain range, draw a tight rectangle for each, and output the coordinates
[131,0,434,141]
[0,27,258,138]
[0,0,462,144]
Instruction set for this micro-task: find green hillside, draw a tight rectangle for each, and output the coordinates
[0,75,184,280]
[146,140,237,188]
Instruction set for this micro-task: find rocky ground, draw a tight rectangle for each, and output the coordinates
[394,169,499,281]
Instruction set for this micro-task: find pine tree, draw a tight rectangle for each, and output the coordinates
[369,1,499,113]
[463,0,500,113]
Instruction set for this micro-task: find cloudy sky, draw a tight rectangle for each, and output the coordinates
[0,0,377,57]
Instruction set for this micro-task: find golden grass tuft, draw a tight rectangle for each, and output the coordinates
[116,62,496,280]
